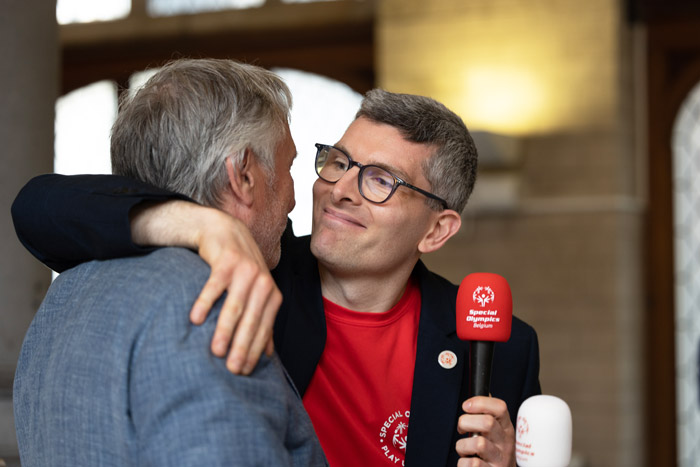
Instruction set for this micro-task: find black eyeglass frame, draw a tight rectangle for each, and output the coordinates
[314,143,449,210]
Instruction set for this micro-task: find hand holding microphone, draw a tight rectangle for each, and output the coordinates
[455,274,572,467]
[455,273,515,465]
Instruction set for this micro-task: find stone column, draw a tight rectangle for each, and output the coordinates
[0,0,57,461]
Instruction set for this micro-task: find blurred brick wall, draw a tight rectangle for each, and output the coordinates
[375,1,645,466]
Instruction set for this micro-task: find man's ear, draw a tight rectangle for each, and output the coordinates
[418,209,462,254]
[225,149,256,207]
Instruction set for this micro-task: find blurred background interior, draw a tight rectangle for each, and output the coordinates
[2,0,700,466]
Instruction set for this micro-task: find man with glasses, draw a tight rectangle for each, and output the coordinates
[13,88,541,466]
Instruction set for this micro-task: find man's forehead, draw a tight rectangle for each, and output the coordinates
[335,120,426,182]
[279,126,296,158]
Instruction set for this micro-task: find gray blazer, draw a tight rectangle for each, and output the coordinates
[13,248,327,466]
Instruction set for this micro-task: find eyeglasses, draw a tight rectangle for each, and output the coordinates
[314,143,449,209]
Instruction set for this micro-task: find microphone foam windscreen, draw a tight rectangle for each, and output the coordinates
[515,395,572,467]
[456,273,512,342]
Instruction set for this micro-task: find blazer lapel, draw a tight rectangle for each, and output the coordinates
[273,233,327,396]
[405,262,468,467]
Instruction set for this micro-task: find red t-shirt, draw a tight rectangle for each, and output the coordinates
[303,279,421,467]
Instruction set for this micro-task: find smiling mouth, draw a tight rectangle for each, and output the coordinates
[323,207,366,229]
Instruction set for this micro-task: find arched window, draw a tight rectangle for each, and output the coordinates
[54,81,116,175]
[671,79,700,467]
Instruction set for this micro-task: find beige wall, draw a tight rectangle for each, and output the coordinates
[376,0,645,466]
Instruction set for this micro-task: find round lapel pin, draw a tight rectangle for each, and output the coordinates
[438,350,457,369]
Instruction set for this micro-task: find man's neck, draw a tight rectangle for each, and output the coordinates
[317,262,418,314]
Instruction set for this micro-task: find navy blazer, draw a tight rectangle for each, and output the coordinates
[13,174,541,466]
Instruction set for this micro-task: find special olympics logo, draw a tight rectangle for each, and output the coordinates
[379,410,410,463]
[392,422,408,451]
[516,415,529,438]
[472,286,495,307]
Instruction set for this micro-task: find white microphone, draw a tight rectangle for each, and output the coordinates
[515,395,572,467]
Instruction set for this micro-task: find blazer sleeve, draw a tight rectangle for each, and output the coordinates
[520,321,542,401]
[491,316,542,427]
[11,173,192,272]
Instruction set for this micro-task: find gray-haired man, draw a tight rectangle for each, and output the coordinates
[13,59,326,466]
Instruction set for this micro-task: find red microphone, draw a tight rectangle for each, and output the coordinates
[456,273,513,398]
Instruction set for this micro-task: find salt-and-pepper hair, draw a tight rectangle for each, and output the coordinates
[111,58,292,207]
[356,89,478,213]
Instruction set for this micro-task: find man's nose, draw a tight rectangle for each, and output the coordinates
[330,167,362,204]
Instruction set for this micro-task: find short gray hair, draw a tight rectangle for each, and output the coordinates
[355,89,477,213]
[111,58,292,207]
